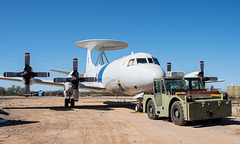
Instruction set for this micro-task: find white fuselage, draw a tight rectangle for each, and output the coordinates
[83,53,165,95]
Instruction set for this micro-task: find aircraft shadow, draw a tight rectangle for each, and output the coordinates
[3,101,136,112]
[0,120,38,127]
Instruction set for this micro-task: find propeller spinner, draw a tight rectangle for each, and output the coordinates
[3,52,50,97]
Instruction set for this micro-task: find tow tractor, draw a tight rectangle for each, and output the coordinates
[142,62,232,125]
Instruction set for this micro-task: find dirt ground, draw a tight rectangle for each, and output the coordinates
[0,96,240,144]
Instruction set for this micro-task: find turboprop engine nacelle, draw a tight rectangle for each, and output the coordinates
[64,82,73,98]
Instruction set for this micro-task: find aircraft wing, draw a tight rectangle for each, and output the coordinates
[51,69,84,77]
[50,69,70,75]
[34,79,106,91]
[79,82,106,92]
[0,76,22,82]
[205,79,225,83]
[0,76,105,92]
[35,78,106,91]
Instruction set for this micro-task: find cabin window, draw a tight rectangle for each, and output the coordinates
[153,57,160,65]
[191,79,203,90]
[154,81,161,93]
[185,78,204,90]
[148,58,153,63]
[128,59,136,66]
[137,58,147,64]
[165,79,185,92]
[161,80,165,94]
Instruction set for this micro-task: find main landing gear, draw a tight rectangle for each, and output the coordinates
[65,97,75,108]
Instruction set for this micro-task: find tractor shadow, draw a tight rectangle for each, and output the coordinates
[153,117,240,127]
[186,117,240,128]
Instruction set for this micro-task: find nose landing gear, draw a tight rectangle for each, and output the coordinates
[65,96,75,108]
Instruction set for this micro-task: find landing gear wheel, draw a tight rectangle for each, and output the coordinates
[135,103,143,112]
[171,101,187,126]
[65,98,69,108]
[70,98,75,108]
[147,100,158,120]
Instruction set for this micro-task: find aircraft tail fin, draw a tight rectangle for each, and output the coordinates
[86,49,96,73]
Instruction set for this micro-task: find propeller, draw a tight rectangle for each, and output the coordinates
[3,52,50,97]
[198,61,204,77]
[198,61,219,82]
[54,58,96,101]
[166,62,171,77]
[167,62,171,72]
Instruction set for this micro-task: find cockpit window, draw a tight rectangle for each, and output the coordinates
[128,57,155,66]
[148,58,153,63]
[137,58,147,64]
[128,59,136,66]
[153,57,160,65]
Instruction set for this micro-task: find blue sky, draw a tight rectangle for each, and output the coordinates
[0,0,239,91]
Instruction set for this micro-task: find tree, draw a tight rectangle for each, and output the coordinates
[6,85,24,96]
[0,87,6,96]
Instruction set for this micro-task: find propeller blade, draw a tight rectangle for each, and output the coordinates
[4,72,22,77]
[167,62,171,72]
[73,88,79,101]
[200,61,204,76]
[35,72,50,77]
[54,78,71,83]
[25,52,30,66]
[80,77,96,82]
[207,77,218,81]
[25,84,31,97]
[73,58,78,71]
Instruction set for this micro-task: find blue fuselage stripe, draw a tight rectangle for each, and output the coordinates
[97,64,109,82]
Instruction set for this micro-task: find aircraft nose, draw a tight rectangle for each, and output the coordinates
[144,66,165,81]
[138,65,165,90]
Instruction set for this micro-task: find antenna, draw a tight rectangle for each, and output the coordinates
[75,39,128,66]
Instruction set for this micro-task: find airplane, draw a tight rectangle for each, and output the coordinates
[0,39,165,109]
[0,39,223,111]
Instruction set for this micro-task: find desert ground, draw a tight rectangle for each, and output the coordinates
[0,96,240,144]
